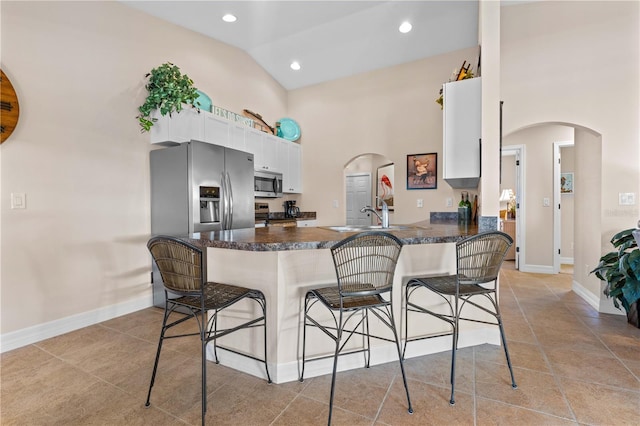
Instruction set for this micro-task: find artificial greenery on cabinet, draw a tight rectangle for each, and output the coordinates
[136,62,200,132]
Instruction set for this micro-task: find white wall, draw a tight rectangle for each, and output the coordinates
[0,1,287,343]
[501,1,639,303]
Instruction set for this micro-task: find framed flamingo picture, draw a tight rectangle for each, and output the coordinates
[376,163,394,211]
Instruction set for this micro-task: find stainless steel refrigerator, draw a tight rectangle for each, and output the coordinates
[150,140,255,306]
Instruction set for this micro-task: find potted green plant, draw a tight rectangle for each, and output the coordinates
[591,227,640,327]
[136,62,200,132]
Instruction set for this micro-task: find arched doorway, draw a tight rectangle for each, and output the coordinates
[344,153,392,226]
[504,122,604,310]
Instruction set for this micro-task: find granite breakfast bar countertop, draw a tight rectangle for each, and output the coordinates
[180,220,479,251]
[179,219,489,384]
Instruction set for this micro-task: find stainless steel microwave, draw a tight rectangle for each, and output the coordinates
[254,170,283,198]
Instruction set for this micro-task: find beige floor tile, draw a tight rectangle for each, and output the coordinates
[476,398,578,425]
[182,374,297,425]
[300,364,397,420]
[475,364,573,419]
[1,357,100,424]
[598,332,640,360]
[403,347,474,395]
[474,341,551,373]
[377,379,474,425]
[545,347,640,391]
[2,268,639,425]
[273,395,373,426]
[559,377,640,425]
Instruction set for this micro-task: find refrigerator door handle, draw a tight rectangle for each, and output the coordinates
[226,172,234,229]
[221,172,228,229]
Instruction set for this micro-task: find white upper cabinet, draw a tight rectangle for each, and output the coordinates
[149,108,300,190]
[150,107,203,146]
[229,123,246,152]
[246,128,281,172]
[284,142,302,193]
[203,113,230,147]
[443,77,481,189]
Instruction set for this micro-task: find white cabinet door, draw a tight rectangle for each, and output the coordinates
[262,134,280,172]
[229,123,246,152]
[150,107,203,145]
[245,128,265,170]
[284,142,302,193]
[203,114,230,147]
[246,129,281,171]
[443,77,481,189]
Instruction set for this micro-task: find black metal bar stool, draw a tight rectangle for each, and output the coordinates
[403,231,516,405]
[145,236,271,425]
[300,231,413,425]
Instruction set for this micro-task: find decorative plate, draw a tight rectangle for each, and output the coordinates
[278,117,301,141]
[1,70,20,143]
[195,90,212,112]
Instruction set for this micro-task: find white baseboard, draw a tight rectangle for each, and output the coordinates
[571,280,624,316]
[518,264,555,274]
[0,294,153,353]
[560,257,574,265]
[571,280,600,310]
[208,327,500,384]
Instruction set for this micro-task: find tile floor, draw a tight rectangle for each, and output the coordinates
[2,262,639,425]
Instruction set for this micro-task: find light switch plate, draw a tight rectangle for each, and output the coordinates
[417,199,423,208]
[619,192,636,205]
[543,197,550,207]
[11,193,26,209]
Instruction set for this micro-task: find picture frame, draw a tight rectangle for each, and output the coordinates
[407,153,437,190]
[561,172,574,194]
[376,163,394,211]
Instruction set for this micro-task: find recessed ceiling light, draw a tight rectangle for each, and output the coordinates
[222,14,237,23]
[399,21,412,34]
[290,61,301,71]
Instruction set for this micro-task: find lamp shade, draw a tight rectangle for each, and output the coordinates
[499,189,512,202]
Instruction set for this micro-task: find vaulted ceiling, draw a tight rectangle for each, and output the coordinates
[122,1,486,90]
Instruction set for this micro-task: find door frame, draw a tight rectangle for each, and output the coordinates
[553,140,574,274]
[502,145,524,269]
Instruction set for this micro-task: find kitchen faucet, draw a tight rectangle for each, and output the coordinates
[360,197,390,228]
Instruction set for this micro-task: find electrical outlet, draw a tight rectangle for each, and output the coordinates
[543,197,550,207]
[417,199,423,208]
[11,193,26,209]
[332,199,339,208]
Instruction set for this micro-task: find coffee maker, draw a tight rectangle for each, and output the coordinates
[284,200,300,218]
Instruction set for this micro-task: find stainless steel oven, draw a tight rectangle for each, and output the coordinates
[254,170,283,198]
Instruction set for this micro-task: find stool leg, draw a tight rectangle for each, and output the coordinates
[496,306,517,389]
[300,294,310,382]
[145,302,170,407]
[327,315,343,426]
[200,309,207,426]
[389,306,413,414]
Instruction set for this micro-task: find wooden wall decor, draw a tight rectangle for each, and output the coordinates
[1,69,20,143]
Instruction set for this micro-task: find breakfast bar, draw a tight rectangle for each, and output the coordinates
[179,221,500,384]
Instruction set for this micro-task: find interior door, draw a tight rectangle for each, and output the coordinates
[346,174,371,226]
